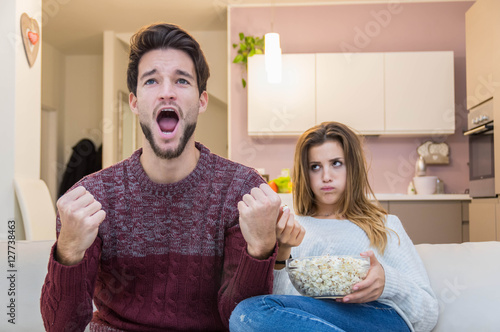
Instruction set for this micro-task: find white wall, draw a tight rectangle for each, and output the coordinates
[41,41,64,203]
[195,95,228,157]
[41,42,64,111]
[191,30,227,104]
[102,31,129,167]
[15,3,42,182]
[192,30,228,157]
[0,0,42,240]
[62,55,103,166]
[0,0,18,240]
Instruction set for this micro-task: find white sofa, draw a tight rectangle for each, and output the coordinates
[1,240,499,331]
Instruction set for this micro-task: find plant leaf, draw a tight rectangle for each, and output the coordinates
[255,49,263,54]
[249,49,256,57]
[242,78,246,88]
[239,32,244,41]
[233,54,244,63]
[232,43,237,48]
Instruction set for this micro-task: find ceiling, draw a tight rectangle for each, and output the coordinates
[42,0,473,55]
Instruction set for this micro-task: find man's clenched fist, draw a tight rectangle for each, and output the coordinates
[56,186,106,266]
[238,183,281,259]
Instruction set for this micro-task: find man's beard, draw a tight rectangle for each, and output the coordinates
[141,121,197,160]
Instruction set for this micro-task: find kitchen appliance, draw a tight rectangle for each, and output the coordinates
[415,156,427,176]
[464,98,495,198]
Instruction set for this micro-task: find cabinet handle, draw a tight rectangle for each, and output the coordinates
[463,124,493,136]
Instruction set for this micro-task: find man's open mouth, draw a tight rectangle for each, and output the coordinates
[157,109,179,134]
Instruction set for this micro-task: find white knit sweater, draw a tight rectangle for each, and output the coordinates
[273,214,438,332]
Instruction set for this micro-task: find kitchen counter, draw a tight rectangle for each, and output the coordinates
[374,194,470,201]
[278,193,470,205]
[278,193,471,244]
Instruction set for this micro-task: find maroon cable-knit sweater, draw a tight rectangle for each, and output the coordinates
[40,143,277,332]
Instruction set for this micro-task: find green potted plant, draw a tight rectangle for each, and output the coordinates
[232,32,265,88]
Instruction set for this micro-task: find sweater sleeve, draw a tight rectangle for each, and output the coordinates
[40,236,102,332]
[379,215,439,332]
[216,167,278,327]
[217,227,277,326]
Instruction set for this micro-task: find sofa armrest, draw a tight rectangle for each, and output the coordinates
[415,241,500,332]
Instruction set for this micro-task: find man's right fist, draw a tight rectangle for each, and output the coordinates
[56,186,106,266]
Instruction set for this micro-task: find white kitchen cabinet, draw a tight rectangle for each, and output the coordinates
[247,51,455,136]
[384,52,455,135]
[316,53,385,134]
[465,0,500,110]
[247,54,316,136]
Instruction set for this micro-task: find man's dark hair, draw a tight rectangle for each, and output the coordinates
[127,23,210,96]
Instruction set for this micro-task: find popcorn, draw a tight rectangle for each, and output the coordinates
[286,255,370,298]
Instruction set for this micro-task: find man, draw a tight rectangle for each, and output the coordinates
[40,23,280,331]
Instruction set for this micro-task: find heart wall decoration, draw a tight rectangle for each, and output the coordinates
[20,13,40,68]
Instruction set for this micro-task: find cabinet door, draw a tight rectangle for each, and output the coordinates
[469,198,497,242]
[496,202,500,241]
[316,53,385,134]
[385,52,455,135]
[465,0,500,110]
[247,54,316,136]
[389,201,462,244]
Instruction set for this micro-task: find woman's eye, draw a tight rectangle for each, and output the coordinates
[310,164,320,171]
[332,160,343,167]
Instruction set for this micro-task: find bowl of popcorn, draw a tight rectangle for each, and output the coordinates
[286,255,370,298]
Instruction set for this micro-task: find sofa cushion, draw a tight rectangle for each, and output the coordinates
[415,241,500,332]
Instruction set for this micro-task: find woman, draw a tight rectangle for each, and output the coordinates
[229,122,438,332]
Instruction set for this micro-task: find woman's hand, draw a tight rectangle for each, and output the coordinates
[276,206,306,249]
[337,250,385,303]
[274,206,306,270]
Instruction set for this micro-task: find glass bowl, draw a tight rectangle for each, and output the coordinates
[285,255,370,298]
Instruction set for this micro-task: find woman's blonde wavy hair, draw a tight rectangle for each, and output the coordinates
[292,122,397,254]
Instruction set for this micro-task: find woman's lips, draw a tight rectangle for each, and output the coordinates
[321,186,335,191]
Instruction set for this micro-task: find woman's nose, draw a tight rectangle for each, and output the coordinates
[322,170,333,182]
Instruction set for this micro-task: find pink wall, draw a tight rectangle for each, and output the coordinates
[229,1,474,194]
